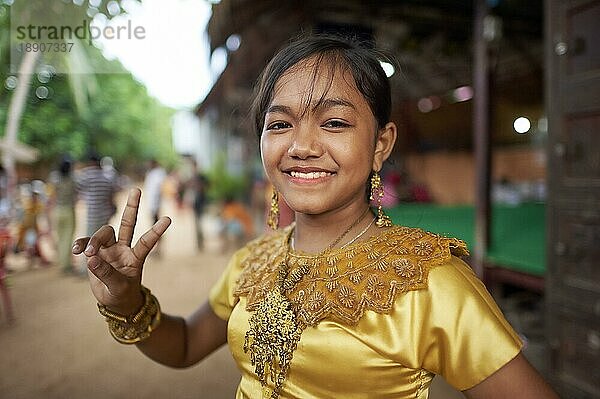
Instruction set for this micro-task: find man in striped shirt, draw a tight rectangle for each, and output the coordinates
[76,152,119,237]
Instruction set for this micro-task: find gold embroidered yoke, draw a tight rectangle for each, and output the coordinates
[209,225,523,398]
[236,225,468,326]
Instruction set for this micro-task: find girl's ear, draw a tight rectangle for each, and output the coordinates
[372,122,397,172]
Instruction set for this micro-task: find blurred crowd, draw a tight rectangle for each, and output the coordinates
[0,152,263,325]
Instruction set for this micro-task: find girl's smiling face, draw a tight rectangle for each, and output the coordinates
[260,57,396,216]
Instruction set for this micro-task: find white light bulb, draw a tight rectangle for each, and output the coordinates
[513,117,531,134]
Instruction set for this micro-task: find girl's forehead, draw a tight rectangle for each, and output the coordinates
[271,58,359,103]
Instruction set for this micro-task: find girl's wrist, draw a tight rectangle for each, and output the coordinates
[98,286,161,344]
[107,289,145,317]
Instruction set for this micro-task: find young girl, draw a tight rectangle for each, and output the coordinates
[74,35,557,398]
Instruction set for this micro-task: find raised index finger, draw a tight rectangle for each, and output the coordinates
[132,217,172,261]
[118,188,141,246]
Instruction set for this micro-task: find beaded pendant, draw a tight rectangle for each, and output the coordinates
[243,284,305,398]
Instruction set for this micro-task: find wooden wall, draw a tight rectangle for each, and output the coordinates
[404,146,546,204]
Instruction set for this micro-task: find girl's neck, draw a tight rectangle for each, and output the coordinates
[291,203,375,254]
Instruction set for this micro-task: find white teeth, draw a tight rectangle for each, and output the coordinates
[290,171,331,179]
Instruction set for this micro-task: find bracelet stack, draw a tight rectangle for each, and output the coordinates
[97,286,161,344]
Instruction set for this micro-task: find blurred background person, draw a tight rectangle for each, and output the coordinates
[14,184,50,268]
[75,150,120,274]
[76,151,119,236]
[191,166,209,252]
[175,156,196,209]
[50,156,77,274]
[379,168,400,209]
[143,159,167,256]
[0,187,14,323]
[221,196,254,250]
[101,156,117,185]
[143,159,167,225]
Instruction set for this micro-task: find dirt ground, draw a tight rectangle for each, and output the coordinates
[0,193,463,399]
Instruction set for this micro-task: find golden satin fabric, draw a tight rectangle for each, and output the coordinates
[210,226,522,398]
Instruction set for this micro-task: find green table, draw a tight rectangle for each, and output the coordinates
[387,203,546,277]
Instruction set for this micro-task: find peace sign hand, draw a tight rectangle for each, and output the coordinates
[72,188,171,315]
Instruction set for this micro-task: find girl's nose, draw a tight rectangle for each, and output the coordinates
[287,125,323,159]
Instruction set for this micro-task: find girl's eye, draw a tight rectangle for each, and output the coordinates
[266,121,292,131]
[322,120,350,129]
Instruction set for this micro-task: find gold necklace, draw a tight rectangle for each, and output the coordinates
[285,207,371,292]
[244,206,373,398]
[340,215,376,249]
[290,206,371,252]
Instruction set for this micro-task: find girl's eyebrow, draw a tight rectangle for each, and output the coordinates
[314,97,356,112]
[266,104,294,115]
[266,98,356,116]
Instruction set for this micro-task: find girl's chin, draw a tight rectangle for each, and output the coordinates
[283,200,329,216]
[282,192,366,216]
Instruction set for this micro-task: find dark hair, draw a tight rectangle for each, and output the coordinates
[86,149,101,164]
[59,159,72,176]
[251,34,394,137]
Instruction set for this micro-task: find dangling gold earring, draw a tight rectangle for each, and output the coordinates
[267,188,280,230]
[370,171,392,228]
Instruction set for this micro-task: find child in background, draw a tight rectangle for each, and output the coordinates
[0,215,15,323]
[16,189,50,267]
[221,197,255,250]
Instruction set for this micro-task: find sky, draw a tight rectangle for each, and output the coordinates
[95,0,218,110]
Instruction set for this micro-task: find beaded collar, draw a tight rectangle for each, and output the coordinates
[234,224,469,326]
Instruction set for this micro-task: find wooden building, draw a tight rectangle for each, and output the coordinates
[197,1,599,396]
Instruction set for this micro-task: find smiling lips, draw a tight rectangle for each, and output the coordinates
[289,171,332,179]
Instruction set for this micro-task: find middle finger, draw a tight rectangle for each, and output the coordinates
[118,188,141,246]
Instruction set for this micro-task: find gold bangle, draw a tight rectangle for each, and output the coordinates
[97,286,161,344]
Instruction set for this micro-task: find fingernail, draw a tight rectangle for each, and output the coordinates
[84,245,94,255]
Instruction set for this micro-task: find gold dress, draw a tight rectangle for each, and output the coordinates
[209,225,522,398]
